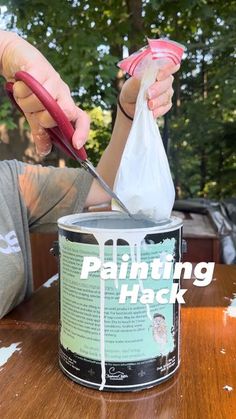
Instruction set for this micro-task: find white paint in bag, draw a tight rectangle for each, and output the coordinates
[112,57,175,221]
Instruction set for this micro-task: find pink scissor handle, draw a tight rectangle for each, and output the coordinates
[5,71,87,161]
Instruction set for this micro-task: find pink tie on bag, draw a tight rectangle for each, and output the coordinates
[118,38,185,78]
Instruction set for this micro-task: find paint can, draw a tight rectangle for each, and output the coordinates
[58,212,183,391]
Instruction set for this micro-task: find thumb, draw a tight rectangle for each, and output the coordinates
[121,77,141,105]
[25,112,52,156]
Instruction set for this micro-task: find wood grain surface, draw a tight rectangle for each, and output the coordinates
[0,264,235,419]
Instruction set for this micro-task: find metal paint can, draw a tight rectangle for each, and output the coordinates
[58,212,182,391]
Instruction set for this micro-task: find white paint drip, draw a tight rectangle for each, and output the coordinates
[178,228,181,364]
[223,385,233,392]
[178,228,181,262]
[93,229,153,390]
[43,273,58,288]
[112,239,118,289]
[226,295,236,318]
[0,342,21,368]
[97,237,106,391]
[135,237,152,321]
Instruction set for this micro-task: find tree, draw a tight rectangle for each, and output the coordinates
[0,0,235,198]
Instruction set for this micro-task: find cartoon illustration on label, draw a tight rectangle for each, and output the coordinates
[152,314,168,345]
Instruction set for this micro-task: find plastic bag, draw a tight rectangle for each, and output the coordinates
[112,39,184,221]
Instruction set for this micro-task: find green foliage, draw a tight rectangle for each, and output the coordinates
[144,0,236,199]
[0,81,17,129]
[85,106,111,165]
[0,102,17,129]
[0,0,235,199]
[67,106,111,168]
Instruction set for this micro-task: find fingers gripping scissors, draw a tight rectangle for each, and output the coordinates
[5,71,131,216]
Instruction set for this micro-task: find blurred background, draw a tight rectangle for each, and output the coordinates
[0,1,235,280]
[0,0,235,199]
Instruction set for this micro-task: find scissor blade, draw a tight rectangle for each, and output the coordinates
[82,160,132,217]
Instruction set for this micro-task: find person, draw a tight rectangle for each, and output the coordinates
[0,30,179,318]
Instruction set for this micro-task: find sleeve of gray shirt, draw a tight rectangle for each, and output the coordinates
[0,160,93,318]
[18,161,93,233]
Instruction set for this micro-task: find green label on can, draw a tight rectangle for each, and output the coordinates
[59,235,177,363]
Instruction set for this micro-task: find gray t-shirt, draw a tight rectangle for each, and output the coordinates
[0,160,92,318]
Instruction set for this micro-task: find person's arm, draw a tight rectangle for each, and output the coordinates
[16,162,92,233]
[0,31,18,67]
[1,30,178,209]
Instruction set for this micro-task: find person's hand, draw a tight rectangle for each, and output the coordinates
[119,62,180,119]
[1,32,90,156]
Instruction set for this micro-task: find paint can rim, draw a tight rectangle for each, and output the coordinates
[58,212,183,235]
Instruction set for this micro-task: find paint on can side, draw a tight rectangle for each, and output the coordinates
[57,212,183,391]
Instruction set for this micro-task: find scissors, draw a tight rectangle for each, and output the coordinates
[5,71,132,216]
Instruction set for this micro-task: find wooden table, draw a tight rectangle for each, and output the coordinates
[0,265,235,419]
